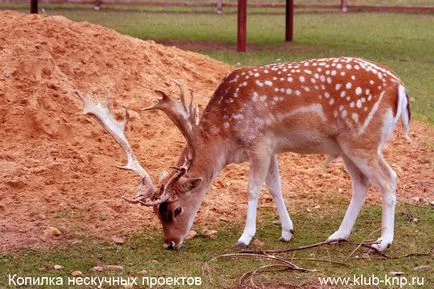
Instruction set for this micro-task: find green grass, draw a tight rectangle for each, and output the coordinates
[1,203,432,288]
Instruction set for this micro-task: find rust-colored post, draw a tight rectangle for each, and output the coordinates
[94,0,102,11]
[285,0,294,42]
[237,0,247,52]
[217,0,223,15]
[30,0,38,14]
[340,0,348,12]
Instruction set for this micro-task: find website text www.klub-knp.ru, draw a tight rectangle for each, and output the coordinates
[318,274,425,288]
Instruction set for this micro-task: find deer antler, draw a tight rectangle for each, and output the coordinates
[142,81,199,161]
[77,91,165,206]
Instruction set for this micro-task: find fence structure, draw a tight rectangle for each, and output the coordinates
[9,0,434,52]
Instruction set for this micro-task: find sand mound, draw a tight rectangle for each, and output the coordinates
[0,11,432,252]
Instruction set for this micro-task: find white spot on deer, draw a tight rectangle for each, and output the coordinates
[314,73,319,79]
[255,80,264,87]
[365,88,370,95]
[367,95,372,101]
[304,86,310,92]
[310,78,316,84]
[252,91,259,101]
[286,88,293,95]
[287,77,293,82]
[265,80,273,86]
[329,98,335,105]
[350,101,355,108]
[232,113,244,120]
[335,83,342,90]
[356,99,362,108]
[355,87,362,95]
[242,81,248,87]
[274,88,279,92]
[264,69,269,73]
[369,80,374,85]
[273,76,278,81]
[224,122,230,128]
[341,109,348,118]
[304,69,312,74]
[273,96,279,102]
[337,64,343,69]
[327,77,332,84]
[260,95,267,102]
[346,96,351,101]
[254,72,260,77]
[320,75,326,82]
[361,97,366,103]
[331,70,337,76]
[333,110,338,118]
[346,82,352,89]
[354,65,360,70]
[352,113,359,123]
[346,64,352,69]
[280,88,285,93]
[234,92,239,98]
[299,76,305,83]
[295,90,301,96]
[317,68,323,72]
[339,105,344,111]
[324,92,330,99]
[340,90,346,98]
[340,71,346,76]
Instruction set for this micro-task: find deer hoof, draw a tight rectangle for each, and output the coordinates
[233,241,248,249]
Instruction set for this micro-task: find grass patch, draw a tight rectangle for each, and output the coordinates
[1,203,432,288]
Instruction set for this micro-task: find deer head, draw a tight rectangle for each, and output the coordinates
[77,81,203,250]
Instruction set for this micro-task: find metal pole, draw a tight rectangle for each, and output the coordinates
[285,0,294,42]
[340,0,348,12]
[30,0,38,14]
[217,0,223,15]
[237,0,247,52]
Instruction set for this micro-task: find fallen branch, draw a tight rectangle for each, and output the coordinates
[344,228,381,262]
[243,240,334,254]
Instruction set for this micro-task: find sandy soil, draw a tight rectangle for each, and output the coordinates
[0,11,432,252]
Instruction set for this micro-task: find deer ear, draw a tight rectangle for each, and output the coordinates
[183,177,202,192]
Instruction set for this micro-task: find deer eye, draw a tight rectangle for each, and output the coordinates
[174,207,182,217]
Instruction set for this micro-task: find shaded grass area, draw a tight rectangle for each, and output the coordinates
[9,8,430,123]
[0,203,433,288]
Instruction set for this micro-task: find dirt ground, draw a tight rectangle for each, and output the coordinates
[0,11,432,252]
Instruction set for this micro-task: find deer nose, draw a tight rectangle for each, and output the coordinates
[163,240,176,250]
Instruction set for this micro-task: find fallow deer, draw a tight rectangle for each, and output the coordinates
[78,57,410,251]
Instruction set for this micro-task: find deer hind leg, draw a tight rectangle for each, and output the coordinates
[265,155,294,242]
[328,155,370,242]
[344,151,397,251]
[234,152,272,248]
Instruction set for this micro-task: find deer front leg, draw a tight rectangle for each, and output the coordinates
[265,155,294,242]
[234,153,272,248]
